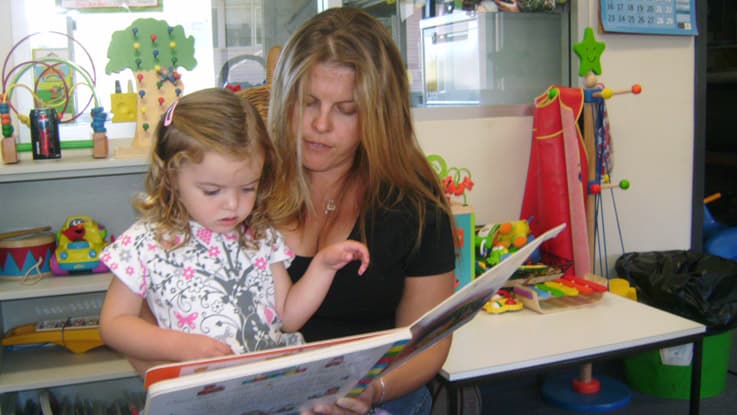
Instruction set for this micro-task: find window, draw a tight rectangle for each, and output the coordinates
[4,0,570,143]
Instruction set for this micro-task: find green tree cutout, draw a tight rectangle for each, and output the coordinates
[106,18,197,155]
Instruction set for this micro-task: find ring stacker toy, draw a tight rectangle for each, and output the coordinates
[0,226,55,283]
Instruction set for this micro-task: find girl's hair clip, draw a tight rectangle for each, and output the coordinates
[163,100,178,127]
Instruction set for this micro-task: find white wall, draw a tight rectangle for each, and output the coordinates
[0,2,695,277]
[415,3,695,276]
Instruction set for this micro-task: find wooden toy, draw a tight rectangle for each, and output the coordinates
[527,27,642,409]
[110,80,137,122]
[106,18,197,158]
[0,32,109,163]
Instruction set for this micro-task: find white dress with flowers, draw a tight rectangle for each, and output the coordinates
[101,220,303,354]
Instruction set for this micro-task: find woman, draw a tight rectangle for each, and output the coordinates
[267,7,457,415]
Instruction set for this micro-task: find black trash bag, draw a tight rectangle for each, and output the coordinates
[615,250,737,331]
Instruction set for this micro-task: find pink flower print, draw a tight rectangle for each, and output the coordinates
[197,228,213,245]
[126,265,135,276]
[147,243,157,251]
[254,257,267,270]
[175,311,199,329]
[101,252,112,263]
[208,246,221,257]
[284,246,294,257]
[258,305,275,324]
[110,263,118,270]
[183,266,195,280]
[138,278,146,296]
[225,232,238,241]
[121,234,132,246]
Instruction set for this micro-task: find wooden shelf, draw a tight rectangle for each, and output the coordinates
[0,346,136,393]
[0,154,147,183]
[0,273,113,301]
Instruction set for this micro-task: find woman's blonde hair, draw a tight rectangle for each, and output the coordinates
[135,87,278,249]
[268,7,451,247]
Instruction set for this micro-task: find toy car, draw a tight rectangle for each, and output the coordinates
[50,215,110,275]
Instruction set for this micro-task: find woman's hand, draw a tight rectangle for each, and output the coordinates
[301,379,380,415]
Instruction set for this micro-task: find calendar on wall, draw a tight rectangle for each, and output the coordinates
[600,0,698,36]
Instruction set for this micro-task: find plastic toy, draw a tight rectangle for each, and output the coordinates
[106,18,197,158]
[703,193,737,261]
[1,315,103,353]
[1,32,109,163]
[483,289,524,314]
[426,154,474,205]
[474,219,534,274]
[50,215,110,275]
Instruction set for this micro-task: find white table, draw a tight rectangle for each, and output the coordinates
[439,293,707,414]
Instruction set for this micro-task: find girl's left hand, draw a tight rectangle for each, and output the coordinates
[317,240,370,275]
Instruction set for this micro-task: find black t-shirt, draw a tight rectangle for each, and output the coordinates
[287,201,455,342]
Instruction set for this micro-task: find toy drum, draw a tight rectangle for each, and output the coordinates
[0,232,56,279]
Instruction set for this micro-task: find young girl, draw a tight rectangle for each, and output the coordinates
[99,88,369,366]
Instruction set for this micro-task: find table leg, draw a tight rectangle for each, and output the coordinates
[689,337,703,415]
[447,382,458,415]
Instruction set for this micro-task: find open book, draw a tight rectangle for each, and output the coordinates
[143,223,566,414]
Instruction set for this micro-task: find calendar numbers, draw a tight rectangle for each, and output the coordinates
[600,0,697,35]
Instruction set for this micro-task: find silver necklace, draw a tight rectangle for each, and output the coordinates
[324,199,336,215]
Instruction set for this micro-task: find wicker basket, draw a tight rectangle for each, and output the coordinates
[238,46,281,121]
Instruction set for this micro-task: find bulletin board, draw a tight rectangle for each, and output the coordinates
[600,0,698,36]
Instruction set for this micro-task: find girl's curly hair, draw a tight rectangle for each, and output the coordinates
[134,88,279,250]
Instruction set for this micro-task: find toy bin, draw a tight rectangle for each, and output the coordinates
[623,329,733,399]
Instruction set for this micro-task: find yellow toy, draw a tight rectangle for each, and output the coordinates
[483,289,524,314]
[110,80,137,122]
[1,316,104,353]
[495,220,531,250]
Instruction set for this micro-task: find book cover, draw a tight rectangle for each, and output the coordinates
[143,223,566,414]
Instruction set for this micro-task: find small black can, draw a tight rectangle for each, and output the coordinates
[30,108,61,159]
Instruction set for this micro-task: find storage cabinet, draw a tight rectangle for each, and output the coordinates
[0,152,147,406]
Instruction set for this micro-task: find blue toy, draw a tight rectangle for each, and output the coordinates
[703,193,737,261]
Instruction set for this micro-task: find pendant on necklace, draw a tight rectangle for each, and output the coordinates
[324,199,336,215]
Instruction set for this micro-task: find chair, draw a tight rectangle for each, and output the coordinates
[237,46,281,122]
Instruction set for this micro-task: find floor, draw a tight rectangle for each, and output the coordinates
[470,329,737,414]
[431,329,736,414]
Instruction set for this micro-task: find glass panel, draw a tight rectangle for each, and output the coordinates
[420,10,569,106]
[4,0,571,148]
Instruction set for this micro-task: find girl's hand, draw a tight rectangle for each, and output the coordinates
[175,333,234,361]
[316,240,370,275]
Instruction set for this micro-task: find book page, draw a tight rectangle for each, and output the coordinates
[144,330,395,389]
[394,223,566,366]
[144,329,411,415]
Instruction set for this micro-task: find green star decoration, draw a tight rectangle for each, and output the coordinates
[573,27,606,77]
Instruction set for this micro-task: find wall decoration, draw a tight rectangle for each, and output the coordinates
[600,0,698,36]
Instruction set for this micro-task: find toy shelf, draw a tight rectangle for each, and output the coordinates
[0,154,147,183]
[0,346,135,394]
[0,273,113,301]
